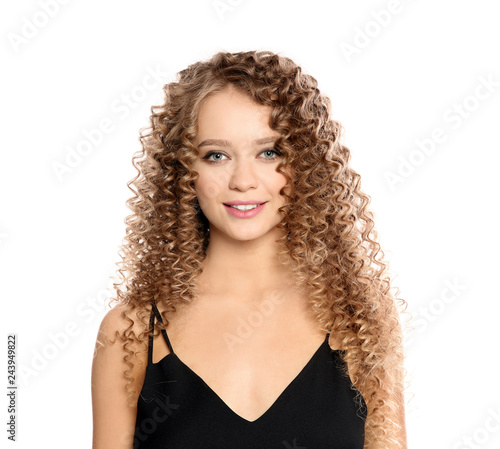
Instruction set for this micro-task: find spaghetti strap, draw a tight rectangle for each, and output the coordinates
[152,303,174,353]
[137,321,366,446]
[147,309,155,364]
[147,303,174,364]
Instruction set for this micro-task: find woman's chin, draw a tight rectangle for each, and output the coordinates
[210,226,277,244]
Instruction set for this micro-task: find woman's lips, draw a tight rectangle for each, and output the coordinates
[223,202,266,218]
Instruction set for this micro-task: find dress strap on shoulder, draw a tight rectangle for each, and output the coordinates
[147,303,175,364]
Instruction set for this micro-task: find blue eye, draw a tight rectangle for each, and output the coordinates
[261,149,282,159]
[202,152,227,163]
[201,149,282,164]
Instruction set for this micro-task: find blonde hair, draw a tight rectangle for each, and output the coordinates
[109,50,407,448]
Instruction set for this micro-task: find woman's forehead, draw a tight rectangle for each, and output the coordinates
[194,90,274,145]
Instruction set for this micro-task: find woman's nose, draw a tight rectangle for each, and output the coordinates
[228,159,258,191]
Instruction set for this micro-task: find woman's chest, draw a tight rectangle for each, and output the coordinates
[153,294,330,422]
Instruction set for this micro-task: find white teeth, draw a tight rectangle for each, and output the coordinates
[230,204,260,211]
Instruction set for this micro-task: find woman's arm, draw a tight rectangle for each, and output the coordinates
[91,304,147,449]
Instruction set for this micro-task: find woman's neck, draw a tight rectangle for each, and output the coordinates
[197,227,295,301]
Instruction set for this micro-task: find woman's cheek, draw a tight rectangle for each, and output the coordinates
[195,172,221,203]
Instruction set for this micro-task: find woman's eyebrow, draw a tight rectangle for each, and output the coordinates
[197,137,277,149]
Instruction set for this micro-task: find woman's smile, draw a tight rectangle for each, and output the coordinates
[223,201,267,218]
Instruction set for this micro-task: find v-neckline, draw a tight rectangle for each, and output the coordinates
[168,336,333,424]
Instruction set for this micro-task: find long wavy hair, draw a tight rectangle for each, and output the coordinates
[109,50,407,449]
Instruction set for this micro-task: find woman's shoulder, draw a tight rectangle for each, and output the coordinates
[98,302,151,340]
[92,303,153,400]
[94,302,154,376]
[94,303,152,350]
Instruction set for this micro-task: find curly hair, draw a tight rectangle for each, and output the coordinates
[108,50,407,449]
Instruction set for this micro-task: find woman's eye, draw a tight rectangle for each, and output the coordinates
[201,149,282,164]
[202,152,227,163]
[260,149,282,160]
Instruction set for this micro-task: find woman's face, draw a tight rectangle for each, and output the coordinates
[192,87,291,242]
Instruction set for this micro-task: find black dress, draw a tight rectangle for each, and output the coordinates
[133,304,366,448]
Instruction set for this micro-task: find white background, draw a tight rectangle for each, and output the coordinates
[1,1,499,448]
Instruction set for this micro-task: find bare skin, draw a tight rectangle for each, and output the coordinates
[91,86,407,448]
[91,286,339,448]
[150,280,335,423]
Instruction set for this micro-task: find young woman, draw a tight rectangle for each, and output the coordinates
[91,50,408,449]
